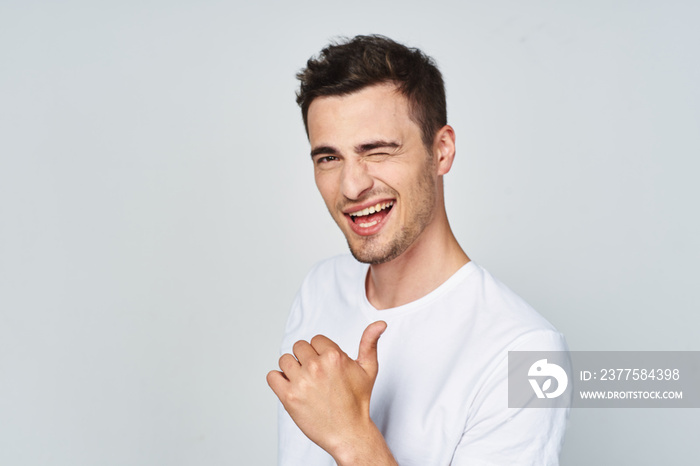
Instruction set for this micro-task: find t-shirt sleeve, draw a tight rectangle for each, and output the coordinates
[450,330,570,466]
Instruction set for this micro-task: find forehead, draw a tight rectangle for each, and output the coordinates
[307,83,419,146]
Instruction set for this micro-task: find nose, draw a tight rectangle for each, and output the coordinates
[340,158,373,200]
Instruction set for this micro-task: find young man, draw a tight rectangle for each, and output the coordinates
[267,35,568,465]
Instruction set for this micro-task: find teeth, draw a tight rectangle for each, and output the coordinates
[359,220,378,228]
[349,201,394,217]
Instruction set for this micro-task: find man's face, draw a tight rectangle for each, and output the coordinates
[307,83,440,264]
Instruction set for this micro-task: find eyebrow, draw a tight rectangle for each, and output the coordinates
[310,145,338,158]
[356,140,400,153]
[310,140,401,158]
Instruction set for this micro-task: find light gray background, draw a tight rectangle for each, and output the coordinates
[1,0,698,464]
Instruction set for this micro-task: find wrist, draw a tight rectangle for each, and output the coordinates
[331,420,397,466]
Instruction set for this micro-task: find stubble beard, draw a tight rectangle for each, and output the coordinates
[348,226,413,265]
[345,163,437,265]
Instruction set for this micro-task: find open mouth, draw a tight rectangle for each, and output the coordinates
[347,201,394,228]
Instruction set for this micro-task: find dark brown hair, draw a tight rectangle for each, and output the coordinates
[296,35,447,149]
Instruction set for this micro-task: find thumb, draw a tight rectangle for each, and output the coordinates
[356,320,388,380]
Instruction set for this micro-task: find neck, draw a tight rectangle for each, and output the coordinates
[365,206,469,310]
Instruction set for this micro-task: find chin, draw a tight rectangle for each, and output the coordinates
[349,249,394,265]
[347,236,408,265]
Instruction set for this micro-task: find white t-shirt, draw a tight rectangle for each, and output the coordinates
[278,255,568,465]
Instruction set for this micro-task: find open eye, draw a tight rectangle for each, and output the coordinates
[316,155,339,165]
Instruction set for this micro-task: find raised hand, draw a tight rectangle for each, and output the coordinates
[267,321,397,464]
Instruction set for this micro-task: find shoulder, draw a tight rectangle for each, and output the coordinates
[468,262,560,341]
[433,262,566,361]
[281,255,367,352]
[298,254,367,293]
[303,253,363,280]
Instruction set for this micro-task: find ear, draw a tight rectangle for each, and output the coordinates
[433,125,456,176]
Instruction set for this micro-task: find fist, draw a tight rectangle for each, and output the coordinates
[267,321,387,455]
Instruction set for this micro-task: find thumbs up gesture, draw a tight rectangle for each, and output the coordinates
[267,321,396,464]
